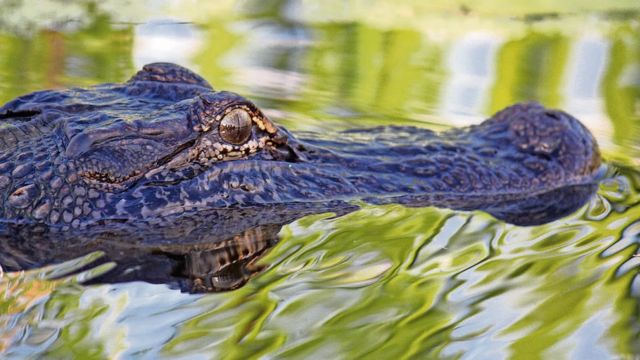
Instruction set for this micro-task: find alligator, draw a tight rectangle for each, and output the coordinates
[0,63,601,230]
[0,63,604,292]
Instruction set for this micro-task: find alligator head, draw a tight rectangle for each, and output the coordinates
[0,63,601,227]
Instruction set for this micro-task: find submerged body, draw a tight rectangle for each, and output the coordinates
[0,63,601,227]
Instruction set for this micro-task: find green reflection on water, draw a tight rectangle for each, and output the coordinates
[0,1,640,359]
[489,32,569,111]
[603,24,640,153]
[0,12,133,104]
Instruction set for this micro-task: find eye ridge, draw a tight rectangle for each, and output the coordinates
[219,108,253,145]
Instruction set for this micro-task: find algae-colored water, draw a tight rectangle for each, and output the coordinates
[1,1,640,358]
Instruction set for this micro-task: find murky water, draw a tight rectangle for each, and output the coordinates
[1,1,640,358]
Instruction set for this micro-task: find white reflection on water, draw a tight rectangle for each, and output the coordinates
[223,22,310,98]
[133,20,203,70]
[80,283,202,358]
[439,32,502,126]
[563,35,613,145]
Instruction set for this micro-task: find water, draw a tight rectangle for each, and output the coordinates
[1,1,640,358]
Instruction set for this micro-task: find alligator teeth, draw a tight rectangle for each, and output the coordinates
[81,169,142,184]
[193,124,211,132]
[186,134,270,165]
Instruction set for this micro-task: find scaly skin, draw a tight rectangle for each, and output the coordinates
[0,63,601,228]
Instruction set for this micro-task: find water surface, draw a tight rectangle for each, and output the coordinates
[1,1,640,358]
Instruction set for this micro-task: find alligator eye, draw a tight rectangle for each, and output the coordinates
[219,109,253,145]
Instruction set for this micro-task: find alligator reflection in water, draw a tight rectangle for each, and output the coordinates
[0,183,597,293]
[0,203,348,293]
